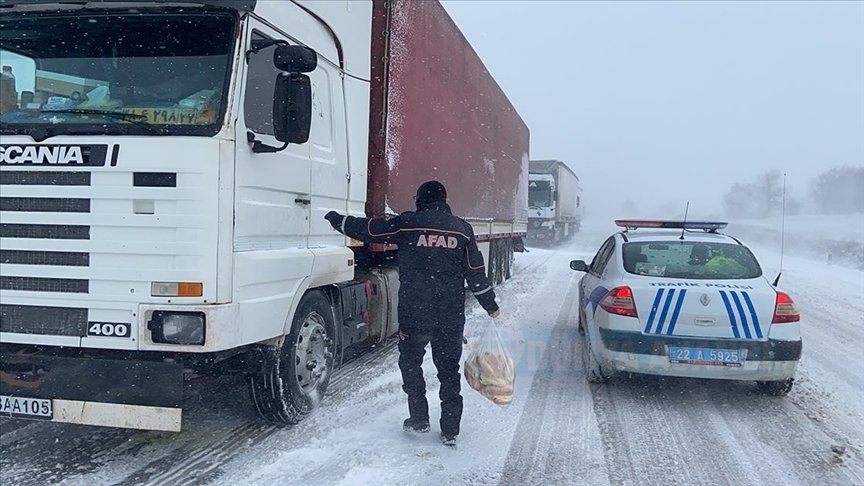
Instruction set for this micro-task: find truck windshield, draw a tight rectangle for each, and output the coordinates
[0,10,236,139]
[528,183,552,207]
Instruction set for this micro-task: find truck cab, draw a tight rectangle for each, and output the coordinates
[527,159,582,245]
[0,0,378,431]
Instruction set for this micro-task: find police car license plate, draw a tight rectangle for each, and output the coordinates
[0,395,53,420]
[668,347,744,367]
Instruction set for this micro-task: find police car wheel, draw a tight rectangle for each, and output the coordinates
[249,290,336,424]
[583,332,608,383]
[577,307,586,336]
[756,378,793,396]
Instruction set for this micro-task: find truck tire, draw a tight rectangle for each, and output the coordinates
[488,239,501,286]
[503,239,513,281]
[249,290,336,425]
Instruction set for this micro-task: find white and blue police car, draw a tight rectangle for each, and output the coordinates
[571,220,801,395]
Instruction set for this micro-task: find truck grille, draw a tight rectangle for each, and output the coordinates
[0,197,90,213]
[1,140,210,343]
[0,223,90,239]
[0,304,88,336]
[0,171,91,186]
[0,276,88,293]
[0,250,89,266]
[1,170,93,335]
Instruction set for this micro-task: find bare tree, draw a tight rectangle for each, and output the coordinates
[810,166,864,214]
[723,169,787,218]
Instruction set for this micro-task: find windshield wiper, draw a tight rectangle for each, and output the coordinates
[34,108,163,137]
[40,109,149,123]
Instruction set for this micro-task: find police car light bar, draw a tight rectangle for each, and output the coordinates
[614,220,728,232]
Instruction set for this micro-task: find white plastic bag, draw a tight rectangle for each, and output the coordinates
[463,318,515,406]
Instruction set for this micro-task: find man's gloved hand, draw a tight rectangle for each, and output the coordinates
[325,211,344,231]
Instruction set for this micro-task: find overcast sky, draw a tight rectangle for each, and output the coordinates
[442,1,864,218]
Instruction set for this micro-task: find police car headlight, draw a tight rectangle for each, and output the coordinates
[148,311,205,345]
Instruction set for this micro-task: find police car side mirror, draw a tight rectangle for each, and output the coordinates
[570,260,588,272]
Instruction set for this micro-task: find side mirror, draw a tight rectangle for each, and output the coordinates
[273,72,312,144]
[570,260,589,272]
[553,190,559,203]
[274,45,317,73]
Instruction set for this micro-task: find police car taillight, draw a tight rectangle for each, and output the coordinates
[599,286,639,318]
[772,291,800,323]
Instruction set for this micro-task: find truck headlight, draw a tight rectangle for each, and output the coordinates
[148,311,205,345]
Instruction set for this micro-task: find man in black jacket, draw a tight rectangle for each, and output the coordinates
[325,181,500,446]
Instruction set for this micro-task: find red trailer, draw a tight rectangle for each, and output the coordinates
[365,0,529,281]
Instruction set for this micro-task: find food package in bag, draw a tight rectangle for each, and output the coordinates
[463,318,515,406]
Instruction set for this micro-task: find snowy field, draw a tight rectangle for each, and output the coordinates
[729,213,864,270]
[1,218,863,485]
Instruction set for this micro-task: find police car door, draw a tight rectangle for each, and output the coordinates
[581,237,616,326]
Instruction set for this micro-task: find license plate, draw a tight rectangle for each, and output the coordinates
[0,395,53,420]
[668,347,744,367]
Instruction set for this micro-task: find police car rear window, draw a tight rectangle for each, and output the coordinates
[622,241,762,280]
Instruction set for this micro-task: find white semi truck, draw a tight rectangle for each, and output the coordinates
[527,160,582,244]
[0,0,529,431]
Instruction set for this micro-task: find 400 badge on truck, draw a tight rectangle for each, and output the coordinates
[0,0,528,431]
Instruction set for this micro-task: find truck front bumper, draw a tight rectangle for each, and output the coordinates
[527,220,554,240]
[0,344,184,431]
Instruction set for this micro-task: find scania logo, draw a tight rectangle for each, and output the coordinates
[0,145,108,166]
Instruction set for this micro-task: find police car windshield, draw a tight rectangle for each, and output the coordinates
[622,241,762,280]
[0,10,235,137]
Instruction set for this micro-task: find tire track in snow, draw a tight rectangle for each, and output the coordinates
[590,374,861,485]
[499,273,610,485]
[123,339,401,486]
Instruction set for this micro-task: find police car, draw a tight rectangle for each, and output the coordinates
[571,220,802,395]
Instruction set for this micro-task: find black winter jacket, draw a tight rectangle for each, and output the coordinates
[334,202,498,327]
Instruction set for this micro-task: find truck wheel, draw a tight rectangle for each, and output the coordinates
[249,290,336,424]
[757,378,793,396]
[488,240,502,286]
[496,240,508,284]
[503,239,513,280]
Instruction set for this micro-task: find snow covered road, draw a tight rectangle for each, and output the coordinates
[1,221,862,485]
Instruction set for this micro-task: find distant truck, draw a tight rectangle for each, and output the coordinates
[527,160,583,244]
[0,0,528,431]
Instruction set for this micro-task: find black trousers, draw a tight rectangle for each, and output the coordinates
[398,323,464,436]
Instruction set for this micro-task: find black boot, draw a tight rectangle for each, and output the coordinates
[403,417,430,433]
[441,432,458,447]
[440,432,457,447]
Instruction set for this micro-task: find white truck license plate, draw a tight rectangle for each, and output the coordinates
[0,395,53,419]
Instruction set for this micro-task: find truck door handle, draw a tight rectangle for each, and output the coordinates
[295,197,311,205]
